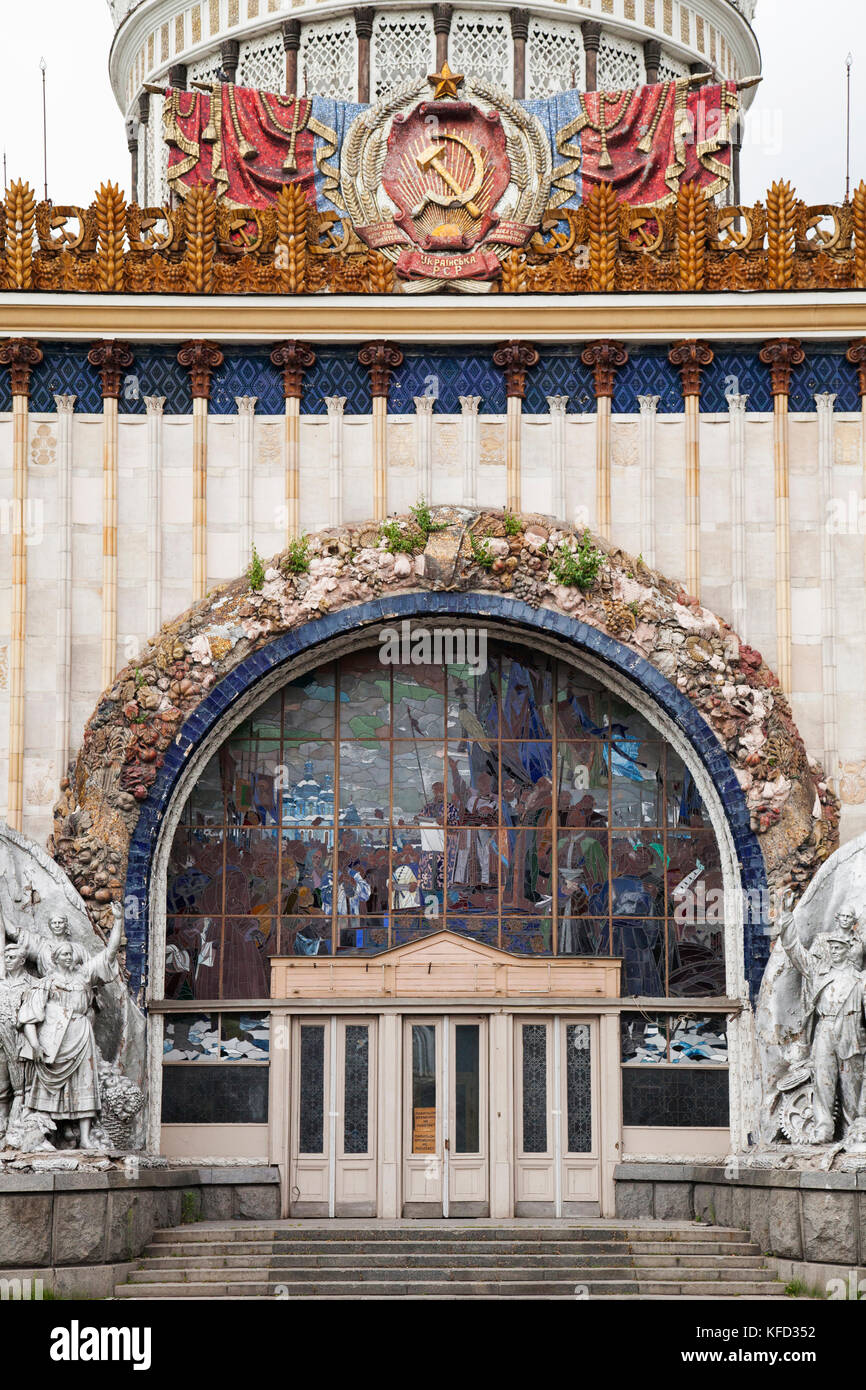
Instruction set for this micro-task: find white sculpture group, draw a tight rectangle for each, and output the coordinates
[0,893,127,1152]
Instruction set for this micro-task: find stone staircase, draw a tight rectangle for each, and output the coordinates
[115,1221,789,1299]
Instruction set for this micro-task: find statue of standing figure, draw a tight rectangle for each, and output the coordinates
[776,904,866,1143]
[17,903,124,1151]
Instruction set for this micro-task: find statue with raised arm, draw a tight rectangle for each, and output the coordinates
[18,902,124,1151]
[776,904,866,1143]
[0,902,88,977]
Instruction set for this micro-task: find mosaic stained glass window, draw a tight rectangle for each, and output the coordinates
[620,1012,729,1126]
[164,641,723,998]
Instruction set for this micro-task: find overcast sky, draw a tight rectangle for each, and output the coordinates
[0,0,861,205]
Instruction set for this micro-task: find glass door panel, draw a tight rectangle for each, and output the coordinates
[448,1019,488,1214]
[403,1018,443,1211]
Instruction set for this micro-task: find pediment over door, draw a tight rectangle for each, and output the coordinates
[271,930,622,1000]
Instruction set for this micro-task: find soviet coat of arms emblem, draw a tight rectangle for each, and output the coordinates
[341,64,552,292]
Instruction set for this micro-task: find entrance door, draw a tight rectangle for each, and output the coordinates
[514,1017,600,1216]
[403,1016,489,1216]
[289,1017,377,1216]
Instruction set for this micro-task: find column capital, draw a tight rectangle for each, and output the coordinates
[168,63,188,90]
[359,340,404,397]
[432,3,453,34]
[581,339,628,399]
[0,338,43,396]
[271,340,316,398]
[460,395,481,415]
[353,7,375,40]
[414,395,435,416]
[282,18,301,50]
[138,91,151,124]
[53,394,77,415]
[220,39,241,82]
[759,337,805,397]
[144,395,166,415]
[510,7,530,41]
[726,393,749,414]
[668,339,714,396]
[644,38,662,81]
[637,394,660,414]
[493,339,539,399]
[581,20,603,51]
[325,396,347,415]
[126,119,138,154]
[236,396,258,415]
[547,395,569,415]
[178,339,225,400]
[846,337,866,396]
[814,392,837,414]
[87,339,135,399]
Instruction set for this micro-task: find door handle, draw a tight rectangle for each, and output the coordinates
[444,1138,450,1151]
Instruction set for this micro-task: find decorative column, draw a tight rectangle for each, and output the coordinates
[511,9,529,99]
[581,340,628,540]
[433,4,452,70]
[493,340,539,512]
[220,40,240,85]
[460,396,481,507]
[0,338,42,830]
[54,394,76,787]
[847,337,866,473]
[582,21,602,92]
[126,121,139,206]
[359,341,404,520]
[283,20,301,94]
[168,63,188,90]
[547,396,568,521]
[87,339,135,692]
[644,38,662,85]
[816,393,839,786]
[137,92,150,204]
[727,393,749,637]
[144,396,165,641]
[236,397,257,570]
[177,340,224,602]
[414,395,434,501]
[668,339,714,598]
[355,8,375,103]
[759,337,805,692]
[325,397,346,528]
[637,396,659,567]
[271,341,316,542]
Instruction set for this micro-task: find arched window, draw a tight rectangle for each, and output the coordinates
[163,640,724,1000]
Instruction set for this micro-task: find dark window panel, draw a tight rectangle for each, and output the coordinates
[161,1065,269,1124]
[299,1025,326,1152]
[622,1067,729,1127]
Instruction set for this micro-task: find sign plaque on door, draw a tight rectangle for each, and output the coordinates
[413,1107,436,1153]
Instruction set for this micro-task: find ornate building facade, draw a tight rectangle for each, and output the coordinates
[1,0,866,1244]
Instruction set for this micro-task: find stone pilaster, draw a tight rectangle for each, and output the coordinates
[271,341,316,542]
[637,395,659,568]
[727,394,748,637]
[325,397,346,528]
[143,396,165,642]
[460,395,481,507]
[359,341,404,520]
[581,339,628,541]
[547,395,568,521]
[236,397,257,570]
[177,340,224,601]
[759,337,805,691]
[87,339,135,691]
[669,339,714,598]
[414,395,435,502]
[54,393,76,788]
[492,339,539,512]
[816,392,839,786]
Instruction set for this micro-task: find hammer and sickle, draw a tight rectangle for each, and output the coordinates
[410,131,485,221]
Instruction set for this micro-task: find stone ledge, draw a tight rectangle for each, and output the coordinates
[0,1165,281,1270]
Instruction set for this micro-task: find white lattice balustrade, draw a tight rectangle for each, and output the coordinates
[597,33,643,89]
[238,32,285,90]
[371,10,435,98]
[527,17,583,98]
[449,11,511,90]
[300,18,357,99]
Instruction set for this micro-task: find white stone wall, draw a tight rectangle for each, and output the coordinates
[1,401,864,849]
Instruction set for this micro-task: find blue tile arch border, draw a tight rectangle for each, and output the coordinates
[123,592,769,1005]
